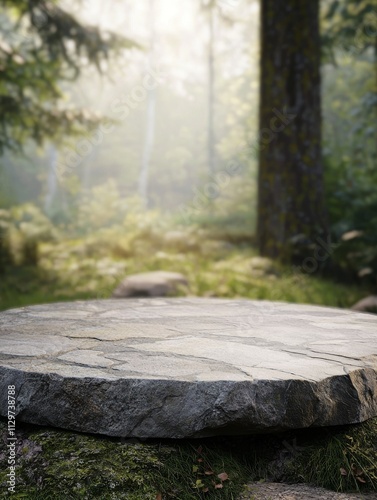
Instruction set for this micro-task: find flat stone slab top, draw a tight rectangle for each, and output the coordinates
[0,298,376,438]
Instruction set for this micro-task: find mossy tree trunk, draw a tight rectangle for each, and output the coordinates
[257,0,328,262]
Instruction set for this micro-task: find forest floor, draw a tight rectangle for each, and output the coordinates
[0,224,370,312]
[1,226,376,499]
[1,418,376,499]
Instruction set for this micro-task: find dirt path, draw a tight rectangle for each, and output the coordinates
[240,482,377,499]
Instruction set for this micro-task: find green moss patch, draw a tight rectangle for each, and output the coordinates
[0,420,249,499]
[1,419,376,499]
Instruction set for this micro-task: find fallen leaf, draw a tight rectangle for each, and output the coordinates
[214,483,223,489]
[340,468,348,476]
[192,465,199,473]
[218,472,229,482]
[351,464,364,475]
[356,476,366,483]
[205,470,214,475]
[202,487,209,492]
[197,458,203,463]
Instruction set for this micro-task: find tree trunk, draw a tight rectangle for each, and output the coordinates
[208,5,216,176]
[257,0,328,262]
[139,0,156,209]
[44,144,58,215]
[139,86,156,208]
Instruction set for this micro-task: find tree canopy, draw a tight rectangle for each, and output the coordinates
[0,0,137,152]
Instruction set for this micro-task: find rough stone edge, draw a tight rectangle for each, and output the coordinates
[1,366,377,438]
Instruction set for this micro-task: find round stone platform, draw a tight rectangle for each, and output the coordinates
[0,298,376,438]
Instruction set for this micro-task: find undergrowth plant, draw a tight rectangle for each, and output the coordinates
[285,419,377,492]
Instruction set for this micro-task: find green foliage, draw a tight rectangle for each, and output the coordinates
[75,180,131,234]
[0,1,260,220]
[286,418,377,493]
[321,0,376,289]
[0,203,56,269]
[322,0,377,58]
[0,0,137,152]
[0,197,369,312]
[322,59,377,287]
[326,167,377,288]
[323,55,377,287]
[72,180,165,242]
[177,174,257,244]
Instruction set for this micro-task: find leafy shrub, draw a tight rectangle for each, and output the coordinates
[326,160,377,290]
[0,204,56,268]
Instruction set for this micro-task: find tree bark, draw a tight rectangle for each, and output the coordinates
[139,0,156,209]
[44,144,58,215]
[208,4,216,176]
[257,0,328,261]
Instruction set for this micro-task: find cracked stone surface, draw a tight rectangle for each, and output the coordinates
[0,298,376,438]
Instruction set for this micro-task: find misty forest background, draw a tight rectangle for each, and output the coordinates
[0,0,376,312]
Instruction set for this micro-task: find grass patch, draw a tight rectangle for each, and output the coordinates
[0,202,372,311]
[1,419,376,499]
[0,241,368,312]
[285,419,377,492]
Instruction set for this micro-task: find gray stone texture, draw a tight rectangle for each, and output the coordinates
[112,271,188,298]
[0,298,376,438]
[352,296,377,314]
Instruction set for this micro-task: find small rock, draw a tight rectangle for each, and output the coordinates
[351,296,377,314]
[112,271,188,298]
